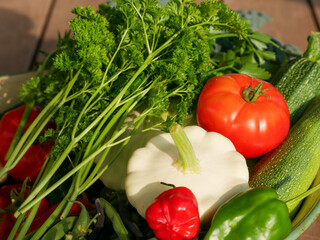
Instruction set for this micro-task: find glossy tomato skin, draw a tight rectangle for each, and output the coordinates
[0,195,14,240]
[0,183,51,223]
[28,197,94,233]
[196,74,290,158]
[0,105,54,182]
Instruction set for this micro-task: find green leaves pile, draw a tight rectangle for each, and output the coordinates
[0,0,295,238]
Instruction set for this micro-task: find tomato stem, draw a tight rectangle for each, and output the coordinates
[242,82,269,103]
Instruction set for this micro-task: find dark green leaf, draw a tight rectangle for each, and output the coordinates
[98,198,130,240]
[238,62,271,80]
[41,216,78,240]
[71,201,91,239]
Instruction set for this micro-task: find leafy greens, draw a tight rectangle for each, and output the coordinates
[0,0,280,238]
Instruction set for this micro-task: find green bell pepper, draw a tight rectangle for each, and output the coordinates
[204,187,292,240]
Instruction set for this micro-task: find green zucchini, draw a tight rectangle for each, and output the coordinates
[274,58,320,124]
[272,32,320,125]
[304,32,320,64]
[249,99,320,217]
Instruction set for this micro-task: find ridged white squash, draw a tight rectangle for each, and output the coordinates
[125,124,249,224]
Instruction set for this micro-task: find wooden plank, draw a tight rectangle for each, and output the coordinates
[0,72,36,112]
[311,0,320,28]
[35,0,106,64]
[223,0,318,52]
[298,216,320,240]
[0,0,53,76]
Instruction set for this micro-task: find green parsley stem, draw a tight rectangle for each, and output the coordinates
[5,102,34,161]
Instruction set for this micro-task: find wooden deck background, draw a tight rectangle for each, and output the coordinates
[1,0,320,239]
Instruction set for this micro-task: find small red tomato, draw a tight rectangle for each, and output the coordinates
[0,195,14,240]
[196,74,290,158]
[28,197,94,233]
[0,183,51,223]
[0,105,54,182]
[145,187,200,240]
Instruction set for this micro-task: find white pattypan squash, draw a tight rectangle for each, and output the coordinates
[125,123,249,224]
[98,112,197,190]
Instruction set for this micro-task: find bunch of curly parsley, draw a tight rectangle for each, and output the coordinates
[2,0,253,238]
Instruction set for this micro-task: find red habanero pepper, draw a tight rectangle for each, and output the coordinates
[145,186,200,240]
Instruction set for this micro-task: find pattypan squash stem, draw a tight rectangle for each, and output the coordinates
[169,122,200,174]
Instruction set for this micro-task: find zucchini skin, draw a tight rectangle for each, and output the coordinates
[249,100,320,216]
[274,57,320,125]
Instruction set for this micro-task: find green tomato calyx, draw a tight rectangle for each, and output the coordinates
[242,82,269,103]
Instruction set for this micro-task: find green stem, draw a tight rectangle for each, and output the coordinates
[17,15,185,227]
[15,138,76,218]
[169,122,200,174]
[303,32,320,62]
[15,201,41,240]
[0,95,59,176]
[286,182,320,210]
[79,98,136,180]
[242,82,269,103]
[80,110,148,194]
[71,29,129,140]
[30,196,70,240]
[0,68,81,179]
[17,54,153,218]
[62,102,141,217]
[5,102,34,160]
[7,214,25,240]
[131,1,151,54]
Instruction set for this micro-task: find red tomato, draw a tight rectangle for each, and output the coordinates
[0,195,14,240]
[28,197,93,233]
[0,183,51,223]
[196,74,290,158]
[0,105,54,182]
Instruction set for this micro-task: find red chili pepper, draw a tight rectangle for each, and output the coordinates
[145,186,200,240]
[0,105,55,182]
